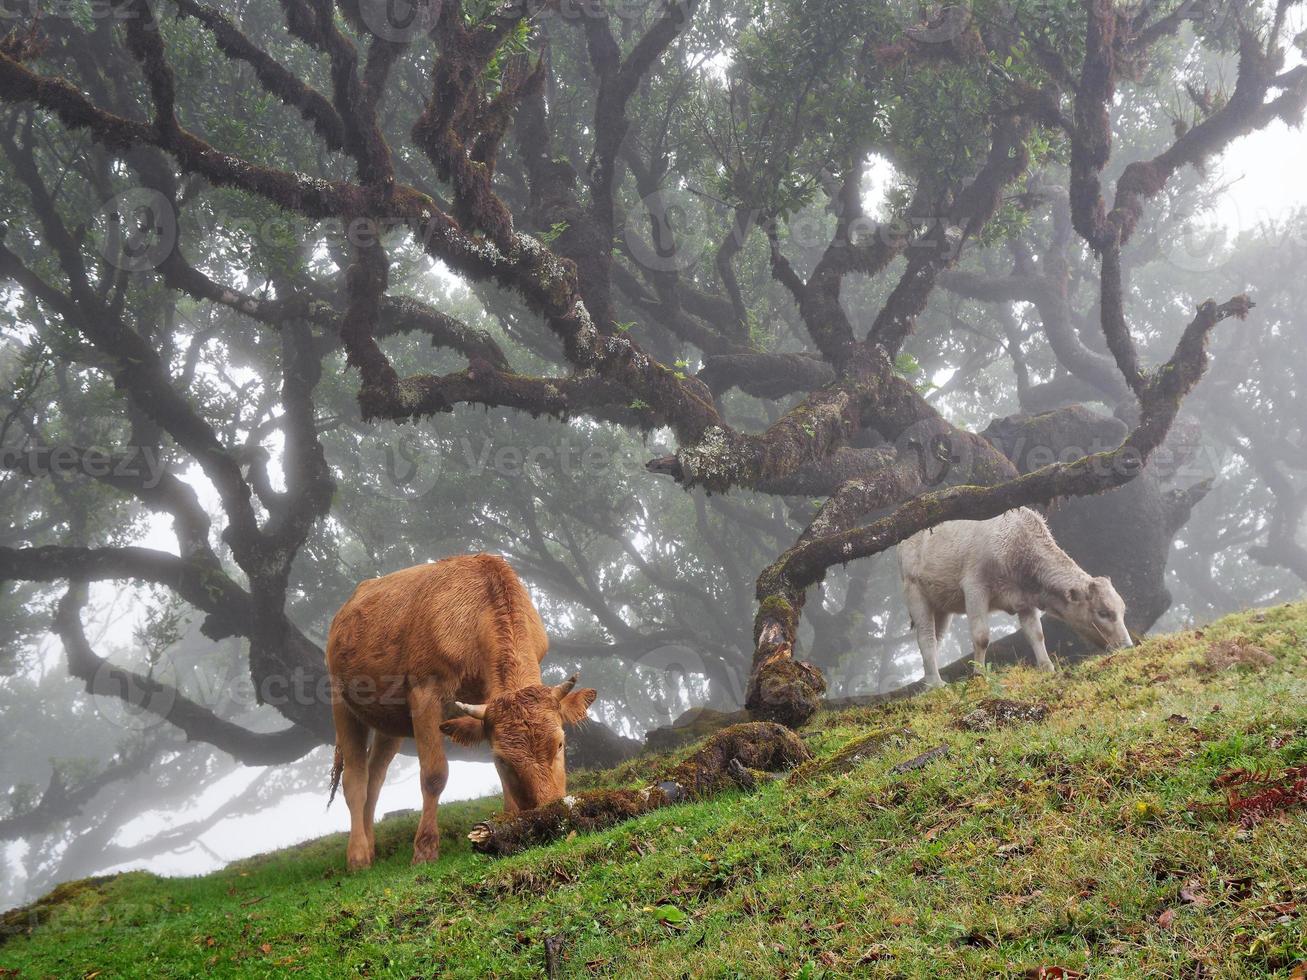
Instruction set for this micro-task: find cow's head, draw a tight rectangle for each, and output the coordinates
[440,676,597,811]
[1052,576,1132,650]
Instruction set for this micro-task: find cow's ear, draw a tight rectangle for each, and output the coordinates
[441,716,486,746]
[559,688,597,726]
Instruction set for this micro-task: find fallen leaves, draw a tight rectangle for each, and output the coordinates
[1179,879,1209,907]
[1218,765,1307,828]
[1157,908,1177,929]
[1199,639,1276,674]
[855,944,891,963]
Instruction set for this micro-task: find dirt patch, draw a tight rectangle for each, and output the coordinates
[1198,639,1276,674]
[957,698,1051,732]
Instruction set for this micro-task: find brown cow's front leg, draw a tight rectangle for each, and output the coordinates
[409,683,448,864]
[332,697,374,870]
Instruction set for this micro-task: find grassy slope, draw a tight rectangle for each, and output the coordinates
[2,603,1305,979]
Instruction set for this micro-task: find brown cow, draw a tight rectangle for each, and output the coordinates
[325,553,596,869]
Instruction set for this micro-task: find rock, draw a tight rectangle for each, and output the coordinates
[957,697,1051,731]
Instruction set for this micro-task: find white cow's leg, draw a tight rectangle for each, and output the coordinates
[934,611,952,650]
[963,586,991,673]
[906,585,945,689]
[1020,608,1056,672]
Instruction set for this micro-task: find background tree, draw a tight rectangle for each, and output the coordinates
[1,0,1304,903]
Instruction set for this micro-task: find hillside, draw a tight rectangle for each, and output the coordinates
[2,604,1305,978]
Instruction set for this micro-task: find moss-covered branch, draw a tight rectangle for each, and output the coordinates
[467,723,810,857]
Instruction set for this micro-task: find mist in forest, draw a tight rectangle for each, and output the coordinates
[1,0,1305,912]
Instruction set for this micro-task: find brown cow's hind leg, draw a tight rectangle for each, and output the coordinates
[409,683,448,864]
[332,698,374,870]
[364,733,402,857]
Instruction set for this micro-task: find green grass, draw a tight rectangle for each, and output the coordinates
[3,603,1306,978]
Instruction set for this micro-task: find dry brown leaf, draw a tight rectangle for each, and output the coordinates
[1179,879,1209,906]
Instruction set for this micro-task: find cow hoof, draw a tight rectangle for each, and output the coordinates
[346,847,374,871]
[412,834,440,864]
[1037,662,1057,674]
[923,675,946,690]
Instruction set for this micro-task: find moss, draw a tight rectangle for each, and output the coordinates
[755,594,799,636]
[662,723,810,797]
[467,723,809,857]
[644,707,746,753]
[0,875,122,946]
[747,659,825,729]
[787,726,906,783]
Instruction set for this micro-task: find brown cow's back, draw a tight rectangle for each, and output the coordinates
[326,554,548,736]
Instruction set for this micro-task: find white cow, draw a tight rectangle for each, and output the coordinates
[898,507,1132,688]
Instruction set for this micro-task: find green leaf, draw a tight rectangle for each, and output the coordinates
[894,352,923,376]
[653,904,688,929]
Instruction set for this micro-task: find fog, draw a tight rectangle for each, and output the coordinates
[2,0,1305,914]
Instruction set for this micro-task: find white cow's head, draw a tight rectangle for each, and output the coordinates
[1053,576,1132,650]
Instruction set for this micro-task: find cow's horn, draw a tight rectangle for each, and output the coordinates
[552,675,578,700]
[454,701,487,719]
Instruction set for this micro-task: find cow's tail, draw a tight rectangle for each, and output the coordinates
[327,744,343,809]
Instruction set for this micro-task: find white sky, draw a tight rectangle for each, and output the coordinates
[1211,118,1307,230]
